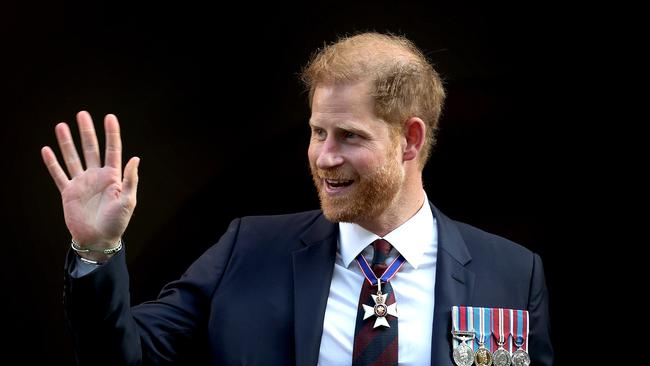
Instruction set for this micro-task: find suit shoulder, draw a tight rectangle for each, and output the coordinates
[239,209,322,227]
[234,210,324,239]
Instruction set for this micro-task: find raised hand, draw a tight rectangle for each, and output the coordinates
[41,111,140,260]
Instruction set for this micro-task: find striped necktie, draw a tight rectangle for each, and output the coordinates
[352,239,398,366]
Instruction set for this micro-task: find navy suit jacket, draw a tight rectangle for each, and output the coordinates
[64,203,553,365]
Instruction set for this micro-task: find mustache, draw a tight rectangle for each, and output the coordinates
[312,168,356,181]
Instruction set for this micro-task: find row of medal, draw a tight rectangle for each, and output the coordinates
[451,306,530,366]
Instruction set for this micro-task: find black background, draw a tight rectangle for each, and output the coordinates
[1,1,622,364]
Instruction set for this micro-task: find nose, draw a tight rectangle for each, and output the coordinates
[315,137,344,169]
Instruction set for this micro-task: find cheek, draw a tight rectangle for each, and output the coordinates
[307,143,318,164]
[353,153,383,172]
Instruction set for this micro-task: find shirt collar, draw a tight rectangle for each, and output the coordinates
[339,192,434,269]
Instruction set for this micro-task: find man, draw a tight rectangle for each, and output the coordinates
[42,33,553,365]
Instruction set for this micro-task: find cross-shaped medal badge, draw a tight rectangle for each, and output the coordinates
[362,280,398,328]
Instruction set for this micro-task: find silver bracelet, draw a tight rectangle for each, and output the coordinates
[71,238,123,255]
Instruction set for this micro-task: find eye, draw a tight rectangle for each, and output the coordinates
[312,127,326,140]
[343,131,359,140]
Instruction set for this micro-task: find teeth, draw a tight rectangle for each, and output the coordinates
[325,179,351,184]
[324,178,353,189]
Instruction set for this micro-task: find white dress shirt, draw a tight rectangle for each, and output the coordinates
[318,192,438,365]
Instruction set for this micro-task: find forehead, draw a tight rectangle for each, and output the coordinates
[312,80,372,106]
[309,81,381,129]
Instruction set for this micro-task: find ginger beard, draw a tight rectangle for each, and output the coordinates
[310,145,404,224]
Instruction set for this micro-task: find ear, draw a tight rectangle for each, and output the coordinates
[401,117,426,162]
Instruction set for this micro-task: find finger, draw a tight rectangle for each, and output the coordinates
[76,111,101,169]
[121,157,140,210]
[55,122,84,178]
[104,114,122,173]
[41,146,70,192]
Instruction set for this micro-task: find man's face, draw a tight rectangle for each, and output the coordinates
[308,81,404,224]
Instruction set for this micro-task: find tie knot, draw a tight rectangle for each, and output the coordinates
[371,239,392,266]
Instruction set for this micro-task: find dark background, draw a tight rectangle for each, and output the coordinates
[1,0,621,364]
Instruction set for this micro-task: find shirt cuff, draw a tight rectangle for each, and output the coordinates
[70,256,103,278]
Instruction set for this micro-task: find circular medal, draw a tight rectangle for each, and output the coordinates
[511,349,531,366]
[474,345,493,366]
[453,342,474,366]
[492,348,511,366]
[374,303,387,317]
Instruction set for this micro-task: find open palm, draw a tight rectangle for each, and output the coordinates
[41,111,140,249]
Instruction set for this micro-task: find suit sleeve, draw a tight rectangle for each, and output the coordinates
[64,218,241,366]
[527,253,554,366]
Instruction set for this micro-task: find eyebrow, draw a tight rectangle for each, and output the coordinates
[309,121,370,136]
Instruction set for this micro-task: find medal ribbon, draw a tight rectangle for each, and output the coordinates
[452,306,475,349]
[467,306,475,350]
[512,309,529,352]
[452,306,459,348]
[491,308,511,351]
[355,252,406,286]
[473,306,491,351]
[452,306,460,332]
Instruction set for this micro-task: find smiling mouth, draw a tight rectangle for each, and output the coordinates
[324,178,354,192]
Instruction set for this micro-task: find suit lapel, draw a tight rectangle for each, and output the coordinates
[290,204,474,365]
[293,214,337,366]
[429,203,475,366]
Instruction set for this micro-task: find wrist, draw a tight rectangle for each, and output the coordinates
[71,238,123,264]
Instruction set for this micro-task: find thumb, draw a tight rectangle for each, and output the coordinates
[122,157,140,208]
